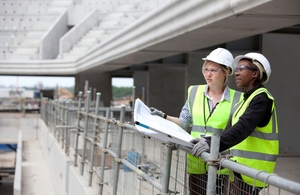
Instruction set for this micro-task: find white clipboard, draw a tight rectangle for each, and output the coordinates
[134,98,194,148]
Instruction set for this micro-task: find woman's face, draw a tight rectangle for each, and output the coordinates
[234,59,258,91]
[203,61,226,88]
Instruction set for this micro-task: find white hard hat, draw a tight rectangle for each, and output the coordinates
[202,48,234,75]
[232,53,271,84]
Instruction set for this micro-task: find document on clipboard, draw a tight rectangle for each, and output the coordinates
[134,98,194,148]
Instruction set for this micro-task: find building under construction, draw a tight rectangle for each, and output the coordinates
[1,0,300,194]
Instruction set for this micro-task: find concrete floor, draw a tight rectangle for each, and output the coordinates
[0,113,54,195]
[270,157,300,195]
[275,157,300,183]
[22,140,57,195]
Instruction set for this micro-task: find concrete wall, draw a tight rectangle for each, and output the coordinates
[133,71,148,104]
[38,119,73,195]
[262,33,300,155]
[148,64,185,117]
[41,11,69,59]
[38,118,111,195]
[75,72,112,106]
[60,9,99,57]
[68,166,96,195]
[186,52,207,90]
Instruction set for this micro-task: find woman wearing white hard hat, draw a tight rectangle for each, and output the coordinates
[191,52,279,194]
[150,48,243,195]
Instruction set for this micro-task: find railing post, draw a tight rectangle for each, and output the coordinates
[206,129,220,195]
[53,99,59,138]
[80,91,91,175]
[61,100,66,149]
[65,100,71,155]
[142,86,145,102]
[112,106,125,195]
[40,96,44,120]
[74,91,83,167]
[173,149,180,192]
[56,100,61,142]
[88,92,101,186]
[98,107,110,195]
[161,142,173,194]
[43,98,46,121]
[132,86,136,108]
[46,98,49,124]
[50,100,53,131]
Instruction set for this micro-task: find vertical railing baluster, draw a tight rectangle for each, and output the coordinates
[74,91,83,167]
[65,100,71,155]
[98,107,110,195]
[62,100,66,149]
[88,92,101,186]
[53,100,56,131]
[206,130,220,195]
[80,91,91,175]
[161,143,173,194]
[112,106,125,195]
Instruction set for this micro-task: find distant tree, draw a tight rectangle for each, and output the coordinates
[112,86,132,98]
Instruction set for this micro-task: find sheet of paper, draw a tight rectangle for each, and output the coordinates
[134,98,194,148]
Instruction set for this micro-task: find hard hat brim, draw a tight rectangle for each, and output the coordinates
[232,55,254,69]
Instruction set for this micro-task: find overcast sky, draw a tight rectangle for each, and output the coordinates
[112,77,133,87]
[0,76,133,88]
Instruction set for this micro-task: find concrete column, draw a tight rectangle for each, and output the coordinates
[262,33,300,155]
[186,52,207,97]
[75,73,112,107]
[148,64,185,117]
[147,52,217,117]
[133,71,148,104]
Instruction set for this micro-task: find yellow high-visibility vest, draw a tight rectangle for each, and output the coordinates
[230,88,279,187]
[187,85,243,174]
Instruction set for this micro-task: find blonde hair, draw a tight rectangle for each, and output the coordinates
[202,60,231,85]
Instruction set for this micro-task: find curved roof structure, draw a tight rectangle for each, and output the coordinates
[0,0,300,75]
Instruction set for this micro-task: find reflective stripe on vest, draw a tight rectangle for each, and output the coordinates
[187,85,243,174]
[230,88,279,187]
[189,85,242,135]
[189,86,242,115]
[230,150,277,162]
